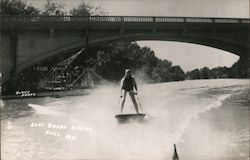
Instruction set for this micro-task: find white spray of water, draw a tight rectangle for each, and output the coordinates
[27,86,231,160]
[4,79,248,160]
[0,99,4,108]
[28,104,61,115]
[171,94,231,144]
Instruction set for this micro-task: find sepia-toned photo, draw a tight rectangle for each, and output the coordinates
[0,0,249,159]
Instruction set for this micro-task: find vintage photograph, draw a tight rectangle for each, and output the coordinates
[0,0,250,159]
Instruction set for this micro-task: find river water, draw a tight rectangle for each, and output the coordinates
[1,79,249,160]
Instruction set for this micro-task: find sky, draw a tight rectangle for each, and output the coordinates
[25,0,249,71]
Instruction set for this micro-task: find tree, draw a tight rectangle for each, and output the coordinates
[0,0,40,15]
[229,60,240,78]
[42,0,66,16]
[200,67,210,79]
[70,1,107,16]
[71,41,186,83]
[188,69,201,79]
[169,65,185,81]
[186,65,234,79]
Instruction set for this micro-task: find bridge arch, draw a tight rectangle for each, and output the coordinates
[16,32,247,75]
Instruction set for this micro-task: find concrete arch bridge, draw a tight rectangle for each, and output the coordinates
[1,15,250,82]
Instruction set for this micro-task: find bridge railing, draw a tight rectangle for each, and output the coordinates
[155,17,184,22]
[1,15,250,24]
[214,19,240,23]
[185,18,213,23]
[123,16,153,22]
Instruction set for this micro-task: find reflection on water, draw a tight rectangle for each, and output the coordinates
[1,79,249,160]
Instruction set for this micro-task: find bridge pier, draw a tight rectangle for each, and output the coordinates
[0,30,18,83]
[239,53,250,78]
[247,53,250,77]
[10,31,18,79]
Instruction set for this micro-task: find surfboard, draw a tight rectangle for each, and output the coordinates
[115,113,145,123]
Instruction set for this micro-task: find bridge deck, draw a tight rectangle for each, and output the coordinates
[1,15,250,23]
[1,16,249,30]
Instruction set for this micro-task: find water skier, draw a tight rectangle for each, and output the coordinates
[120,69,139,114]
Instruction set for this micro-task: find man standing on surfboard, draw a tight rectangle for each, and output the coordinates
[120,69,139,114]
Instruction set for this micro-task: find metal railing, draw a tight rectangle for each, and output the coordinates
[1,15,250,24]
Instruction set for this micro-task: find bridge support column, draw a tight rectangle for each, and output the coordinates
[10,31,18,79]
[239,53,250,78]
[1,31,18,95]
[247,53,250,78]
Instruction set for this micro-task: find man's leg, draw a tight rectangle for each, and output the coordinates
[129,91,139,114]
[120,90,127,114]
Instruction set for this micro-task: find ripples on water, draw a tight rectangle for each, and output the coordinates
[1,79,249,160]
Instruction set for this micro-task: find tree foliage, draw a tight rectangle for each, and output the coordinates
[72,42,186,83]
[186,63,243,80]
[0,0,40,15]
[0,0,105,16]
[42,0,66,15]
[70,2,107,16]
